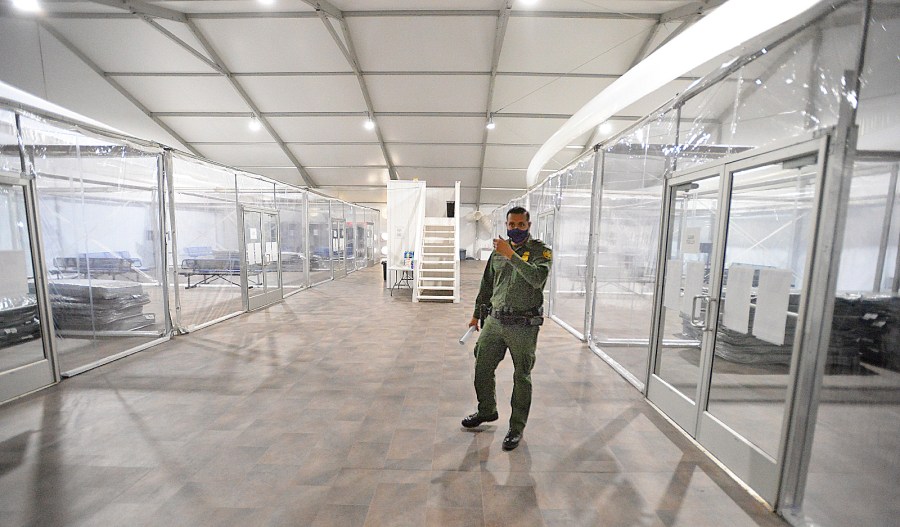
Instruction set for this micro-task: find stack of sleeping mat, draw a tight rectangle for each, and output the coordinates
[0,294,40,346]
[680,292,861,370]
[48,279,155,332]
[831,294,899,372]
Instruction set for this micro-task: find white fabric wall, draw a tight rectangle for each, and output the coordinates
[387,181,425,268]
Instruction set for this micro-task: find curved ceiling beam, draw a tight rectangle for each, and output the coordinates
[527,0,827,187]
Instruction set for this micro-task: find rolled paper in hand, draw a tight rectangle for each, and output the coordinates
[459,326,477,345]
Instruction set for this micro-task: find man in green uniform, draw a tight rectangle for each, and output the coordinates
[462,206,552,451]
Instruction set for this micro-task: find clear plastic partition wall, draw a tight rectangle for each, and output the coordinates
[169,155,241,331]
[589,112,676,387]
[21,116,168,374]
[275,185,307,295]
[675,0,863,172]
[1,111,19,172]
[549,154,594,337]
[801,3,900,525]
[308,194,332,285]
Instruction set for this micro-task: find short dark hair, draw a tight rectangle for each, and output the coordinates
[507,206,530,221]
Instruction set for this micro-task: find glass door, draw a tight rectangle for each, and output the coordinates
[648,136,828,504]
[243,207,282,311]
[0,174,57,403]
[648,169,723,430]
[332,217,346,276]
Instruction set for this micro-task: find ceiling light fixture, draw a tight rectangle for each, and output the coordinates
[12,0,41,12]
[364,115,376,131]
[486,114,496,130]
[258,0,275,5]
[248,115,262,132]
[520,0,539,5]
[599,122,613,134]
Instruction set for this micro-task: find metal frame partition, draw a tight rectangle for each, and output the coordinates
[0,97,380,402]
[481,1,881,521]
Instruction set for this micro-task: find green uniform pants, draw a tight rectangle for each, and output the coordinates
[474,315,539,434]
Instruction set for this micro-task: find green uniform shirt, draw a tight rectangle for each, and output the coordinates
[473,236,553,318]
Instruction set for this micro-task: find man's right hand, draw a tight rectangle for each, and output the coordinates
[468,317,480,330]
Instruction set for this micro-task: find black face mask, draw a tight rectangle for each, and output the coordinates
[507,228,529,244]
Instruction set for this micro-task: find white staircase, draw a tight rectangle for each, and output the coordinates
[415,218,460,302]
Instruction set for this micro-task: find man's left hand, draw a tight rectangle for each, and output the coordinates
[493,237,514,259]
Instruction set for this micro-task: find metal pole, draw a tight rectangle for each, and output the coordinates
[304,190,311,289]
[163,150,184,333]
[583,149,604,342]
[156,153,172,335]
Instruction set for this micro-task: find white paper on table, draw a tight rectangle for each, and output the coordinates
[722,264,754,334]
[682,227,702,254]
[0,250,28,297]
[664,259,682,311]
[753,268,793,345]
[681,261,705,316]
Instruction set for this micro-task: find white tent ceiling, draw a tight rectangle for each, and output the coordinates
[0,0,722,206]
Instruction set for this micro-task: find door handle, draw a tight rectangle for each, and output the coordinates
[690,295,709,329]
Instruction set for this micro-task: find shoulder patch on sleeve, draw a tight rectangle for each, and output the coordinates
[543,249,552,260]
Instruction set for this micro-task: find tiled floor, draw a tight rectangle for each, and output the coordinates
[0,262,787,526]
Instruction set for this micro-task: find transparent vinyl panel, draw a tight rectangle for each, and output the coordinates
[550,155,594,334]
[801,158,900,527]
[799,6,900,519]
[21,117,167,373]
[308,196,332,285]
[676,0,866,172]
[170,156,241,331]
[590,114,676,386]
[275,186,307,294]
[1,110,20,172]
[0,184,46,372]
[706,157,820,458]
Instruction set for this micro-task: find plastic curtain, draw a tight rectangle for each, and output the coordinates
[387,181,425,269]
[169,155,241,331]
[22,116,167,373]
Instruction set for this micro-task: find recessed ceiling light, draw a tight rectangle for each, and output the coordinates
[364,117,376,130]
[248,115,262,132]
[12,0,41,12]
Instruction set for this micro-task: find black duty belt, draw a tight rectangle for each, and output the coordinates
[490,308,544,327]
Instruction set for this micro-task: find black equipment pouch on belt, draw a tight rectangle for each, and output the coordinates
[490,307,544,327]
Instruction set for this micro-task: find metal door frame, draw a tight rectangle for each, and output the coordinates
[331,215,346,277]
[646,133,830,506]
[241,205,283,311]
[0,171,59,404]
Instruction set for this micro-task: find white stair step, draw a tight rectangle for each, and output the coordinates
[417,295,455,300]
[417,286,455,291]
[423,253,454,257]
[422,260,455,265]
[419,268,455,273]
[418,277,455,282]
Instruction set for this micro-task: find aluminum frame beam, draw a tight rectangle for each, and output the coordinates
[6,7,660,20]
[476,1,513,208]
